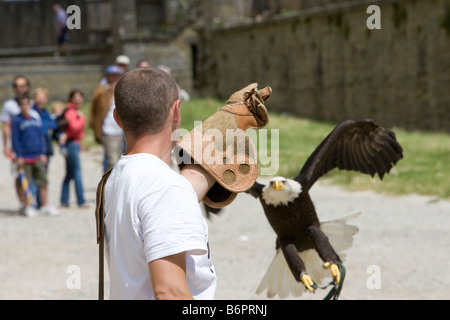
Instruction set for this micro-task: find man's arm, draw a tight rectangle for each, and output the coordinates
[2,121,12,157]
[148,252,193,300]
[10,120,21,158]
[180,164,216,202]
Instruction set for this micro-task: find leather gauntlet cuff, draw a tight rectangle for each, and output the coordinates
[175,83,271,208]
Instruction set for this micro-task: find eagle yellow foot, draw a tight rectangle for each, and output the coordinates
[300,273,316,292]
[323,262,341,283]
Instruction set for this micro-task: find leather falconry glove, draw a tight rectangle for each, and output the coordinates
[175,83,271,208]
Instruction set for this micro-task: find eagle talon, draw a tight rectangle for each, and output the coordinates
[323,262,341,284]
[300,273,316,293]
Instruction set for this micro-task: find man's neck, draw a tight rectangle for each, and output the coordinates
[124,129,174,165]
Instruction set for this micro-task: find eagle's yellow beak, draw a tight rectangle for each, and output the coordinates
[272,180,286,191]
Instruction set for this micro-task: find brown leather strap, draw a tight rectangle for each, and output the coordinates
[95,167,114,300]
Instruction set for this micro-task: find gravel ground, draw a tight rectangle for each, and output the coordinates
[1,145,449,300]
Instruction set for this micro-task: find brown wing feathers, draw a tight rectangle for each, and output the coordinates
[296,120,403,189]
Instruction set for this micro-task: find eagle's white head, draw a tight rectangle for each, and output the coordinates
[261,177,302,207]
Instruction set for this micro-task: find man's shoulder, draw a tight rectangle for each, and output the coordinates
[91,85,113,109]
[1,99,19,118]
[93,84,113,96]
[114,154,169,181]
[115,155,194,193]
[3,98,17,107]
[166,168,195,191]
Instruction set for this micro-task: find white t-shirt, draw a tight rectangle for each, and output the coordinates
[1,98,38,123]
[102,102,123,136]
[104,153,217,300]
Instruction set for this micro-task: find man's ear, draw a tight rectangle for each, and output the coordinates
[113,108,123,129]
[172,99,181,125]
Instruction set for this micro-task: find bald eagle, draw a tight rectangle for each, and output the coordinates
[248,119,403,298]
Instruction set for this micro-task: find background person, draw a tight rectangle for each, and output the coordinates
[157,65,190,103]
[1,76,35,159]
[12,93,58,217]
[90,65,124,171]
[53,4,70,57]
[1,75,40,212]
[115,55,130,73]
[136,59,151,68]
[60,89,87,208]
[31,87,56,208]
[99,55,130,85]
[32,87,55,167]
[50,100,69,156]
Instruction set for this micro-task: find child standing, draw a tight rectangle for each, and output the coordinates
[11,93,58,217]
[32,88,56,165]
[50,100,68,156]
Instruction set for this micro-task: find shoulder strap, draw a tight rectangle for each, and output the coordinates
[95,166,114,300]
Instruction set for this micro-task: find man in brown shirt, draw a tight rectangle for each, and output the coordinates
[90,65,124,171]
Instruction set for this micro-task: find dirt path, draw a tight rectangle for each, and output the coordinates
[1,146,449,300]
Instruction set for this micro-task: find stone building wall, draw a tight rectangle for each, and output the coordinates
[0,57,103,104]
[121,27,198,96]
[207,0,450,132]
[0,0,88,48]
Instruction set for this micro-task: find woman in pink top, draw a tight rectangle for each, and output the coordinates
[60,89,87,207]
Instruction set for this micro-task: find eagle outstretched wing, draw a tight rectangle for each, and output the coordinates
[294,119,403,190]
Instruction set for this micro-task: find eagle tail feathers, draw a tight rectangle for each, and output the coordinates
[256,249,306,298]
[256,212,360,298]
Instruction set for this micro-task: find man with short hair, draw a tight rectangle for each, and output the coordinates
[104,68,216,299]
[1,76,35,159]
[100,67,271,299]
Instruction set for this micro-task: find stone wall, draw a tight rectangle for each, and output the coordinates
[208,0,450,132]
[121,27,199,96]
[0,0,88,48]
[0,57,103,104]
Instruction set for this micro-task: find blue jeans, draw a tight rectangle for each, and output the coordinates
[61,141,85,206]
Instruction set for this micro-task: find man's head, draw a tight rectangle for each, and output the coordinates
[13,76,30,97]
[114,68,180,138]
[115,55,130,72]
[53,4,61,14]
[105,65,123,86]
